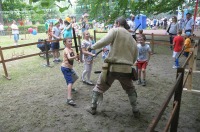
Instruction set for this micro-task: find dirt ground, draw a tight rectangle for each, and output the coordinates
[0,31,200,132]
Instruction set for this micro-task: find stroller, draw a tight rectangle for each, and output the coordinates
[37,39,52,58]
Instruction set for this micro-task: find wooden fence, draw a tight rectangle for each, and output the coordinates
[94,30,200,131]
[94,30,200,54]
[0,36,82,80]
[1,30,199,131]
[146,40,200,132]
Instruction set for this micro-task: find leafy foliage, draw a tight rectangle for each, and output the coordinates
[2,0,32,22]
[76,0,187,23]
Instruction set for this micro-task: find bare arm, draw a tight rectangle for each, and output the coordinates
[67,52,78,60]
[82,48,95,56]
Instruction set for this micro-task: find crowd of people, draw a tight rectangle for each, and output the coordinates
[57,15,154,119]
[0,12,196,118]
[147,14,200,31]
[56,13,196,120]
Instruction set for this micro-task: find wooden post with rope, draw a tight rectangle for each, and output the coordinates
[0,46,11,80]
[193,41,199,71]
[44,40,50,67]
[185,52,194,90]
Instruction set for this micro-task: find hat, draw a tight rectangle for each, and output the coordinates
[186,12,192,15]
[65,17,71,23]
[185,32,191,36]
[54,20,59,25]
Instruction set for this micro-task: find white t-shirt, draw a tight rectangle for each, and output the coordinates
[0,24,4,31]
[81,39,93,62]
[184,18,194,31]
[11,24,19,34]
[137,43,151,61]
[127,20,136,35]
[52,26,61,40]
[169,23,179,35]
[59,23,65,35]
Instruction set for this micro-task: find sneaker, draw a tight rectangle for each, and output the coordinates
[142,81,146,86]
[86,81,95,86]
[86,107,97,115]
[137,80,142,85]
[57,59,62,62]
[81,77,86,83]
[67,99,76,106]
[72,89,77,93]
[133,110,141,118]
[172,65,177,69]
[53,59,57,62]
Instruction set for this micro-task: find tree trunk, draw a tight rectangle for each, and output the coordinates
[0,0,3,24]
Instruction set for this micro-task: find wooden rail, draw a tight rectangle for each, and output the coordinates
[0,36,82,80]
[93,30,199,131]
[146,40,200,132]
[146,68,184,132]
[94,30,200,54]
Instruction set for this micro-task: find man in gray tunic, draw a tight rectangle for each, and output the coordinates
[86,16,140,118]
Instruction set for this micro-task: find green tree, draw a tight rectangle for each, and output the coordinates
[75,0,200,23]
[2,0,32,21]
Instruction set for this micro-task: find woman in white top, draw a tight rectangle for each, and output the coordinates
[167,16,179,50]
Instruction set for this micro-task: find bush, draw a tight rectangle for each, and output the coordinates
[37,25,46,33]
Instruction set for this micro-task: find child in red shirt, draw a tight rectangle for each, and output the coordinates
[172,29,184,68]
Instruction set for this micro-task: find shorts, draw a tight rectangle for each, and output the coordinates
[82,28,86,33]
[172,51,181,59]
[183,52,189,57]
[185,29,191,33]
[51,41,60,50]
[13,34,19,41]
[137,60,148,70]
[37,44,51,52]
[61,67,78,85]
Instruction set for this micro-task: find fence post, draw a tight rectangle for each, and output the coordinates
[78,35,83,62]
[193,42,199,71]
[170,68,184,132]
[94,30,96,42]
[185,52,194,90]
[151,33,155,54]
[0,46,11,80]
[44,40,50,67]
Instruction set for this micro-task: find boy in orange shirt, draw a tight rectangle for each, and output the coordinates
[183,32,192,57]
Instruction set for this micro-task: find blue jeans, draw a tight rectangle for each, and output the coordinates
[13,34,19,41]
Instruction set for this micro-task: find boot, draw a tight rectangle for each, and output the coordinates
[127,90,140,118]
[87,91,101,115]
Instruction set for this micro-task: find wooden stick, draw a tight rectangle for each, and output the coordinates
[0,46,11,80]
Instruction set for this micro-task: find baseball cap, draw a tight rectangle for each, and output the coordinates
[186,12,192,15]
[185,32,191,36]
[54,20,59,25]
[65,17,71,23]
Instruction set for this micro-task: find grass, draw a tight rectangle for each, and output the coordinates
[0,29,106,83]
[0,28,171,84]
